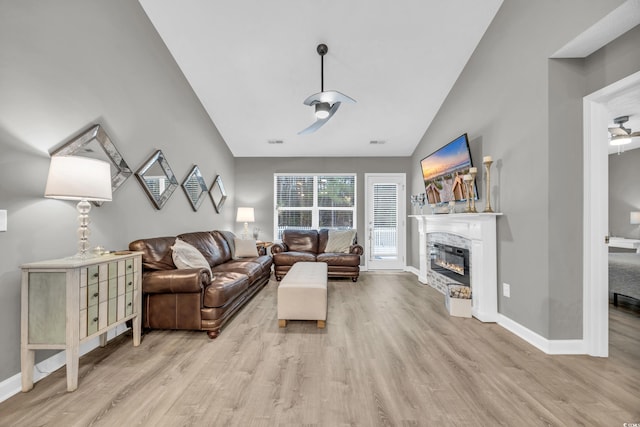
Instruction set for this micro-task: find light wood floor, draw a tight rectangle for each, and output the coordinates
[1,272,639,426]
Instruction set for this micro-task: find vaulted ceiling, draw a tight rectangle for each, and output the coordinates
[139,0,503,157]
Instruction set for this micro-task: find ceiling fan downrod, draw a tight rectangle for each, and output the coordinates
[317,43,327,92]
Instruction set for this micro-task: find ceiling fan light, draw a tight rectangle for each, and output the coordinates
[610,136,632,146]
[315,102,330,119]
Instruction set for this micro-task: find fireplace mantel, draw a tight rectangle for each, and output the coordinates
[410,213,501,322]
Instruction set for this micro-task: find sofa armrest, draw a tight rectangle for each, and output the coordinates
[270,243,288,255]
[350,244,364,256]
[142,269,210,294]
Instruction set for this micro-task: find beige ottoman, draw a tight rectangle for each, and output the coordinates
[278,262,328,329]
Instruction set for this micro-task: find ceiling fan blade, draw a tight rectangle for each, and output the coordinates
[298,102,341,135]
[303,90,356,106]
[630,131,640,137]
[608,126,629,137]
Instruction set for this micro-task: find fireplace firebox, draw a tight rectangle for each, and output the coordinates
[430,243,470,286]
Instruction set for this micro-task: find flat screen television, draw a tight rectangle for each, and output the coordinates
[420,133,478,205]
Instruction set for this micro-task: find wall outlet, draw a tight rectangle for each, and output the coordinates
[0,210,6,232]
[503,282,511,298]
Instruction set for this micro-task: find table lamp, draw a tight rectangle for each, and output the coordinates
[236,207,255,239]
[45,156,112,258]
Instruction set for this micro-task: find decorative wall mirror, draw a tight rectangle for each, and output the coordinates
[182,165,208,211]
[135,150,179,210]
[209,175,227,213]
[51,124,132,206]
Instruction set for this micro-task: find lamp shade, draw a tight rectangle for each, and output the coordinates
[45,156,112,201]
[236,207,255,222]
[631,211,640,225]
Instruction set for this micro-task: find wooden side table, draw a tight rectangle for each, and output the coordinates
[20,252,142,392]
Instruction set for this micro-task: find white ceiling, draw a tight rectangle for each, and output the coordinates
[138,0,503,158]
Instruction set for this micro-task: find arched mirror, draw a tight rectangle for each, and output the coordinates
[182,165,208,211]
[209,175,227,213]
[51,124,132,206]
[135,150,179,210]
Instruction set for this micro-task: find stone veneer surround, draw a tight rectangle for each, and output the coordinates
[410,213,501,322]
[427,232,472,293]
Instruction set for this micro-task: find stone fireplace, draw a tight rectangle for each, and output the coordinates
[410,213,500,322]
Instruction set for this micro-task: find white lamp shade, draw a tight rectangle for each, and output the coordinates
[631,211,640,225]
[236,207,255,222]
[45,156,112,201]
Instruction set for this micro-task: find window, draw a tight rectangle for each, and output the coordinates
[274,174,356,240]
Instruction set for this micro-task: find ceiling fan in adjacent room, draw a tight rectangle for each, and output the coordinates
[608,115,640,146]
[298,44,356,135]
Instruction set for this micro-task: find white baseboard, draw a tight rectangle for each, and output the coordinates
[497,314,586,355]
[404,266,420,276]
[0,324,129,403]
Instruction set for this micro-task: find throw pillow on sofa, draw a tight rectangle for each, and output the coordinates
[234,238,259,258]
[171,238,212,275]
[326,229,356,253]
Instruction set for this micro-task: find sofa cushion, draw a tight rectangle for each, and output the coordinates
[317,252,361,266]
[203,272,249,307]
[216,230,239,258]
[171,238,212,275]
[282,229,319,253]
[129,236,176,271]
[273,251,317,266]
[234,238,259,258]
[178,231,231,267]
[325,229,356,253]
[213,260,264,283]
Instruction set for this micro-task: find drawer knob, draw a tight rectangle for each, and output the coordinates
[93,273,99,278]
[93,317,98,322]
[93,292,99,298]
[127,265,132,269]
[127,282,132,286]
[127,302,132,307]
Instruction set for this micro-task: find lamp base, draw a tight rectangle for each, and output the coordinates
[75,199,94,258]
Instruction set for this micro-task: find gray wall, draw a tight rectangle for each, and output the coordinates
[610,148,640,240]
[409,0,634,339]
[235,157,412,250]
[0,1,235,383]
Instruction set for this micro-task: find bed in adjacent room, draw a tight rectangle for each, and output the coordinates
[609,252,640,304]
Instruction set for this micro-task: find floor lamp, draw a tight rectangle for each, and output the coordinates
[45,156,113,258]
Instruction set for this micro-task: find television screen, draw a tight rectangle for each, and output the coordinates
[420,133,477,204]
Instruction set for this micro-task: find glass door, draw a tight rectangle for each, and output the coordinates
[365,174,406,270]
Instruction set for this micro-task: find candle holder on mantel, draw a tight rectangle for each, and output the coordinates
[483,156,494,213]
[468,167,478,213]
[463,174,473,213]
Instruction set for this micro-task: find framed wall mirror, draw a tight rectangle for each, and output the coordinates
[182,165,208,211]
[51,124,132,206]
[209,175,227,213]
[135,150,179,210]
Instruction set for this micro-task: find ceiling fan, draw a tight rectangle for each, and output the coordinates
[298,44,356,135]
[609,115,640,146]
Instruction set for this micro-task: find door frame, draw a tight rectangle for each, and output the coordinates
[583,70,640,357]
[364,173,407,270]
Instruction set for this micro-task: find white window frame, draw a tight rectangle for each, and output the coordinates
[273,173,357,241]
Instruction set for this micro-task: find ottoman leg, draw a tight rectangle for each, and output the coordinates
[317,320,326,329]
[279,319,287,328]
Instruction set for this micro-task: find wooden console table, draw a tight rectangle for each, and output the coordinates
[20,252,142,392]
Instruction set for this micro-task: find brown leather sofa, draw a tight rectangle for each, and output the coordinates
[271,229,363,282]
[129,230,272,339]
